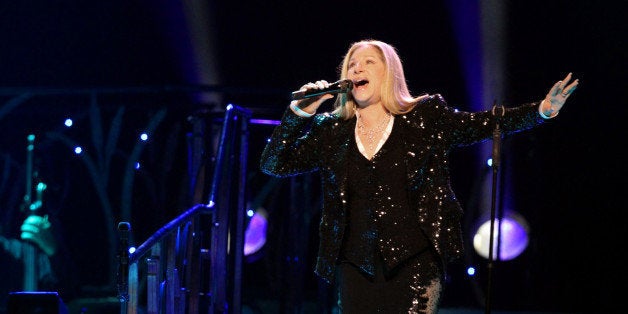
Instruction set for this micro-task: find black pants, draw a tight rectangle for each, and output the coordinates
[336,249,443,314]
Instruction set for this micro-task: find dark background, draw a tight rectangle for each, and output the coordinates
[0,0,625,313]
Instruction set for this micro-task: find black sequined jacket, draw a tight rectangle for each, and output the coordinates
[260,94,547,283]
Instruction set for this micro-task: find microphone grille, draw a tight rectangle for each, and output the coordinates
[339,79,353,91]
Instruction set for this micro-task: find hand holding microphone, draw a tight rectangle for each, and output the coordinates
[291,79,353,100]
[290,79,353,117]
[20,214,57,256]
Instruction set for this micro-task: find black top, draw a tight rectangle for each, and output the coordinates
[341,121,430,278]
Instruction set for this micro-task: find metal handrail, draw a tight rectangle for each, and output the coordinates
[117,104,251,314]
[128,203,212,265]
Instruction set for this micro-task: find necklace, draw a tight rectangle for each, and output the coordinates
[358,111,391,153]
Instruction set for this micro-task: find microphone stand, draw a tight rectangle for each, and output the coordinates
[22,134,39,292]
[485,103,504,314]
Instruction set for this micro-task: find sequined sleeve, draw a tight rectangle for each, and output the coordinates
[418,95,546,148]
[260,107,334,177]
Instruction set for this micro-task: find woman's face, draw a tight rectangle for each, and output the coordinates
[347,45,386,107]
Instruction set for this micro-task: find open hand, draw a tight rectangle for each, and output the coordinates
[542,72,579,116]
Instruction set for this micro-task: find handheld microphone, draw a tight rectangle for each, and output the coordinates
[291,79,353,100]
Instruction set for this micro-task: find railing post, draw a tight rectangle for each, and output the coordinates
[117,222,131,314]
[146,245,161,314]
[128,263,138,314]
[207,105,251,314]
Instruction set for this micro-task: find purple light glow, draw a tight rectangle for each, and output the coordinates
[244,211,268,256]
[250,118,280,126]
[473,216,529,261]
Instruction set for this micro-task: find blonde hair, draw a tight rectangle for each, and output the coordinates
[332,39,428,119]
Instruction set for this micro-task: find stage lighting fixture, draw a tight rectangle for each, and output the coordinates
[243,208,268,257]
[472,211,529,261]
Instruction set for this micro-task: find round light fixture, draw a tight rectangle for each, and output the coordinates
[472,212,529,261]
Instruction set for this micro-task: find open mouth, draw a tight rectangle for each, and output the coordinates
[354,79,368,88]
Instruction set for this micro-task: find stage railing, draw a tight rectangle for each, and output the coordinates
[117,104,252,314]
